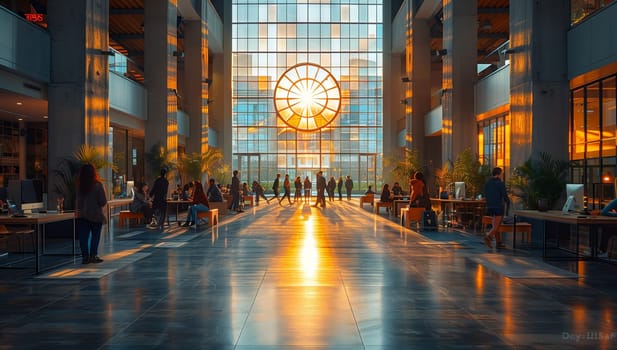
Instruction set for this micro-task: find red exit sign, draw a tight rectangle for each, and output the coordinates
[25,13,45,22]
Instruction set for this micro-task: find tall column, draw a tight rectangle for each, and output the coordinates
[441,0,477,163]
[47,0,110,205]
[144,0,178,171]
[509,0,569,168]
[408,16,432,161]
[222,0,233,162]
[184,14,209,155]
[383,0,400,182]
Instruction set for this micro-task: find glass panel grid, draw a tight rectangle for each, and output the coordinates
[232,1,383,186]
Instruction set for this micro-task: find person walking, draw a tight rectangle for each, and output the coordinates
[327,176,336,202]
[252,180,269,205]
[303,176,312,203]
[294,176,303,203]
[270,173,281,202]
[279,174,293,206]
[345,175,354,200]
[483,167,511,249]
[75,163,107,264]
[312,171,327,208]
[230,170,243,212]
[337,176,344,201]
[149,168,169,230]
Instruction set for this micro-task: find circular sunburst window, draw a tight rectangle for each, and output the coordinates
[274,63,341,131]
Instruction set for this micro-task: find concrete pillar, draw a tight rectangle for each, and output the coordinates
[408,16,432,161]
[509,0,569,168]
[144,0,178,172]
[47,0,110,206]
[383,0,401,184]
[441,0,477,163]
[184,16,209,155]
[221,0,233,162]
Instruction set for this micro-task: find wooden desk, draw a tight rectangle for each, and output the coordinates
[0,212,76,274]
[166,200,193,225]
[431,198,486,229]
[514,210,617,260]
[107,198,133,231]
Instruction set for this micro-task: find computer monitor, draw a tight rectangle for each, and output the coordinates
[126,180,135,199]
[7,179,44,212]
[455,182,466,199]
[563,183,584,213]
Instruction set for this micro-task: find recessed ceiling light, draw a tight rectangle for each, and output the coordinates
[43,115,48,119]
[18,118,23,121]
[16,102,23,105]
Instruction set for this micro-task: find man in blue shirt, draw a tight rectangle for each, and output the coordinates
[483,167,510,249]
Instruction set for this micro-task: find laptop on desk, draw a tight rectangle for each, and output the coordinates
[6,200,25,217]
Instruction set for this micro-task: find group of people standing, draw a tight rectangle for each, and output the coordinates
[267,173,355,207]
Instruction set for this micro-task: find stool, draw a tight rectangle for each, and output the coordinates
[482,216,532,243]
[243,195,254,207]
[375,200,392,215]
[360,194,374,208]
[119,210,145,227]
[0,224,34,253]
[195,208,219,230]
[400,207,424,229]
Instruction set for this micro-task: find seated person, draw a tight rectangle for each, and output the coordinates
[365,185,375,195]
[392,182,403,196]
[599,198,617,256]
[130,182,154,226]
[242,182,253,196]
[380,184,393,202]
[180,181,210,227]
[206,178,224,202]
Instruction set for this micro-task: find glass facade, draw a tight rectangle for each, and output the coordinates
[477,115,509,171]
[570,75,617,208]
[232,0,383,192]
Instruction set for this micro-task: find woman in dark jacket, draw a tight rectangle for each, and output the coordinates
[181,181,210,227]
[130,182,153,226]
[76,163,107,264]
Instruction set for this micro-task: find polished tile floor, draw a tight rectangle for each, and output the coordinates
[1,199,617,349]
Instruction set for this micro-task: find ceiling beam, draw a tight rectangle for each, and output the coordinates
[111,33,144,40]
[478,7,509,14]
[110,8,144,15]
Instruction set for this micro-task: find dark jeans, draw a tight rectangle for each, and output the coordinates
[77,218,102,257]
[153,203,167,227]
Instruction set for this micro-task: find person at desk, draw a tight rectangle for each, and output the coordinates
[130,182,154,228]
[409,172,430,210]
[392,182,403,197]
[599,198,617,257]
[380,184,393,213]
[76,163,107,264]
[207,178,224,203]
[483,167,510,249]
[180,181,210,227]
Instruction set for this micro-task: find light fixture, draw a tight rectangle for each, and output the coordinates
[432,49,448,57]
[602,172,613,184]
[43,115,48,119]
[16,101,23,105]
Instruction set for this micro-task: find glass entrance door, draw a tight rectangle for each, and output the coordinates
[238,154,261,183]
[358,154,377,193]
